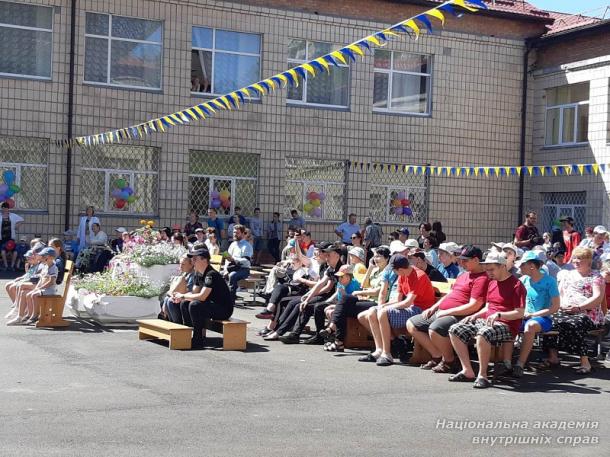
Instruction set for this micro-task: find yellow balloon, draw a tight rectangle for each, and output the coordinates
[311,199,321,208]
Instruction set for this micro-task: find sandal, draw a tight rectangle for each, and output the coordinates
[448,372,476,383]
[263,333,279,341]
[256,327,272,336]
[537,359,560,371]
[431,361,453,374]
[323,341,344,352]
[574,366,592,374]
[473,377,492,389]
[319,327,335,340]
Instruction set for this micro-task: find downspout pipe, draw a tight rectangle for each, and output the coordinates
[518,40,533,226]
[64,0,77,230]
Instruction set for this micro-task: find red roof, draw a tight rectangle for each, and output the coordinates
[544,10,602,35]
[427,0,551,20]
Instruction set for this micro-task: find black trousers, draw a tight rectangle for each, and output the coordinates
[276,294,330,335]
[331,296,377,342]
[268,238,281,263]
[179,300,233,344]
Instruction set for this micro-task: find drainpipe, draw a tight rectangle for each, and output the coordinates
[64,0,77,230]
[517,41,532,226]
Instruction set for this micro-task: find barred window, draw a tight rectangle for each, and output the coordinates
[0,1,53,79]
[285,158,345,221]
[542,192,586,234]
[0,136,48,211]
[84,13,162,89]
[287,39,349,108]
[191,27,261,96]
[189,151,258,217]
[373,50,431,115]
[368,166,428,225]
[80,145,159,214]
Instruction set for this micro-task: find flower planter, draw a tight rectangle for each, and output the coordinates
[133,263,179,285]
[73,291,160,325]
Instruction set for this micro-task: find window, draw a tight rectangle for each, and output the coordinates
[189,151,258,217]
[542,192,586,233]
[0,135,48,210]
[545,82,589,146]
[0,1,52,79]
[191,27,261,96]
[373,50,431,115]
[80,145,159,214]
[84,13,162,89]
[285,158,346,221]
[368,169,428,224]
[287,39,349,108]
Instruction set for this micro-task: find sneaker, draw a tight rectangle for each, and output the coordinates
[358,352,378,362]
[376,355,394,366]
[512,364,524,378]
[303,333,325,345]
[278,332,300,344]
[6,316,26,326]
[255,311,274,320]
[494,362,512,378]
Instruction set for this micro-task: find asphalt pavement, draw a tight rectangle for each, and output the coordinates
[1,278,609,457]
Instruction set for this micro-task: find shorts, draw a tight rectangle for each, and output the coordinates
[386,306,422,329]
[449,319,514,346]
[520,316,553,333]
[408,312,461,337]
[40,288,58,296]
[253,237,263,251]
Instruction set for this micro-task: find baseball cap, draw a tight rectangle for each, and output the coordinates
[559,216,575,224]
[195,227,205,233]
[389,240,408,255]
[438,242,461,254]
[404,239,419,249]
[187,248,210,259]
[39,247,57,257]
[390,254,410,269]
[491,242,505,251]
[315,241,332,250]
[19,236,27,242]
[457,245,483,260]
[32,243,45,254]
[334,265,354,277]
[593,225,607,235]
[520,250,542,265]
[481,251,508,265]
[399,227,410,236]
[322,243,343,255]
[348,246,366,261]
[502,243,518,254]
[115,227,127,234]
[23,250,34,258]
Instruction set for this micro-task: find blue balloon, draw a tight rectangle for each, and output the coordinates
[6,189,14,198]
[119,190,130,200]
[0,184,7,194]
[210,198,221,209]
[111,189,122,199]
[125,187,134,196]
[2,170,15,185]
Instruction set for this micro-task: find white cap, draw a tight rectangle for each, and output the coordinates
[389,240,408,255]
[348,246,366,261]
[481,251,508,265]
[491,242,505,251]
[438,242,461,254]
[502,243,518,254]
[404,239,419,249]
[593,225,607,235]
[115,227,127,233]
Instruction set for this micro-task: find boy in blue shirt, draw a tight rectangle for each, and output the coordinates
[514,251,560,377]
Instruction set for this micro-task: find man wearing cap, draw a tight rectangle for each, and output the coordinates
[500,243,522,277]
[578,225,609,269]
[437,242,462,279]
[398,228,410,244]
[171,248,234,348]
[513,251,560,377]
[407,246,489,373]
[407,250,446,283]
[278,243,343,344]
[560,216,581,262]
[362,254,436,366]
[225,224,253,301]
[335,213,360,245]
[448,251,526,389]
[514,211,543,250]
[194,227,206,246]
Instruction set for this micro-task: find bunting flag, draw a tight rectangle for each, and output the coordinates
[346,161,610,178]
[56,0,485,148]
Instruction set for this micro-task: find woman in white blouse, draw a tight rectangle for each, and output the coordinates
[76,206,100,252]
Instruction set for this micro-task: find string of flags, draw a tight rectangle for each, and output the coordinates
[56,0,486,148]
[348,161,610,177]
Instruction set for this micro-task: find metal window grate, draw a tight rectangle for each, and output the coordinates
[542,191,586,233]
[0,135,48,210]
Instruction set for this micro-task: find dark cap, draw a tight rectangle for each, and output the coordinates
[390,254,410,269]
[457,245,483,260]
[408,250,426,261]
[315,241,332,250]
[187,248,210,259]
[323,242,343,255]
[399,227,410,236]
[559,216,575,224]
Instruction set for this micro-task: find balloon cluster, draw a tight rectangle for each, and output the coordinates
[111,179,138,209]
[139,219,155,229]
[0,170,21,209]
[303,191,325,218]
[210,189,231,211]
[391,191,412,216]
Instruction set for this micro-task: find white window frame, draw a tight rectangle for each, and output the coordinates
[544,100,589,147]
[84,13,163,90]
[286,179,344,221]
[189,173,257,215]
[370,184,427,224]
[80,166,158,214]
[191,27,261,98]
[373,50,432,116]
[0,1,53,80]
[0,161,47,211]
[286,39,350,109]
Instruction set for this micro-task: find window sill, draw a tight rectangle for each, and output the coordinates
[373,109,431,118]
[83,82,163,93]
[0,73,52,82]
[190,92,261,104]
[286,102,350,112]
[540,143,589,151]
[97,212,158,218]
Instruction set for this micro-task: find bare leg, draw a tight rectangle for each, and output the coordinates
[378,307,393,356]
[450,333,476,378]
[366,310,383,354]
[476,335,492,380]
[430,330,455,362]
[407,320,441,359]
[517,321,540,366]
[1,250,7,268]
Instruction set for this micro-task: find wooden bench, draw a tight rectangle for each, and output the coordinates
[210,254,223,272]
[238,276,266,304]
[344,317,374,349]
[137,319,192,350]
[36,260,74,328]
[203,317,249,351]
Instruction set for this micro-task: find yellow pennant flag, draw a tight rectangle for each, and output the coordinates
[592,163,600,175]
[483,167,490,177]
[578,164,585,175]
[539,166,545,176]
[563,165,571,175]
[453,0,479,12]
[426,8,445,25]
[287,69,299,87]
[300,63,316,77]
[366,35,381,46]
[403,19,420,38]
[250,83,266,96]
[347,44,365,57]
[276,73,289,86]
[494,167,500,177]
[552,166,558,176]
[314,57,330,72]
[331,51,347,65]
[465,168,471,177]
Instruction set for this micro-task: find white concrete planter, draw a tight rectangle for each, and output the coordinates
[133,263,179,285]
[74,292,159,324]
[65,286,93,319]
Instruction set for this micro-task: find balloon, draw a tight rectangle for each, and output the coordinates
[219,194,229,203]
[3,170,15,185]
[126,195,136,203]
[219,189,231,199]
[111,189,122,199]
[393,207,403,216]
[5,189,14,198]
[4,240,15,251]
[392,199,402,208]
[211,198,221,209]
[404,199,410,206]
[311,199,321,208]
[5,198,14,209]
[124,187,134,196]
[312,208,322,218]
[115,199,126,209]
[221,199,231,209]
[119,190,130,200]
[210,190,220,199]
[0,184,7,194]
[400,199,408,207]
[303,202,313,213]
[9,184,20,193]
[318,192,326,201]
[115,178,127,189]
[403,207,413,216]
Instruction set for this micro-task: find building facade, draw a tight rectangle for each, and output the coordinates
[4,0,596,246]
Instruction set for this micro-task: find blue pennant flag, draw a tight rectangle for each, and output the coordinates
[416,15,434,34]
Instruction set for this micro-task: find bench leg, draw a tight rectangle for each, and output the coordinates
[139,331,156,341]
[222,324,247,351]
[169,331,192,350]
[36,299,70,328]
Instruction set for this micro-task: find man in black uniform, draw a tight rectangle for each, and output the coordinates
[171,248,234,348]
